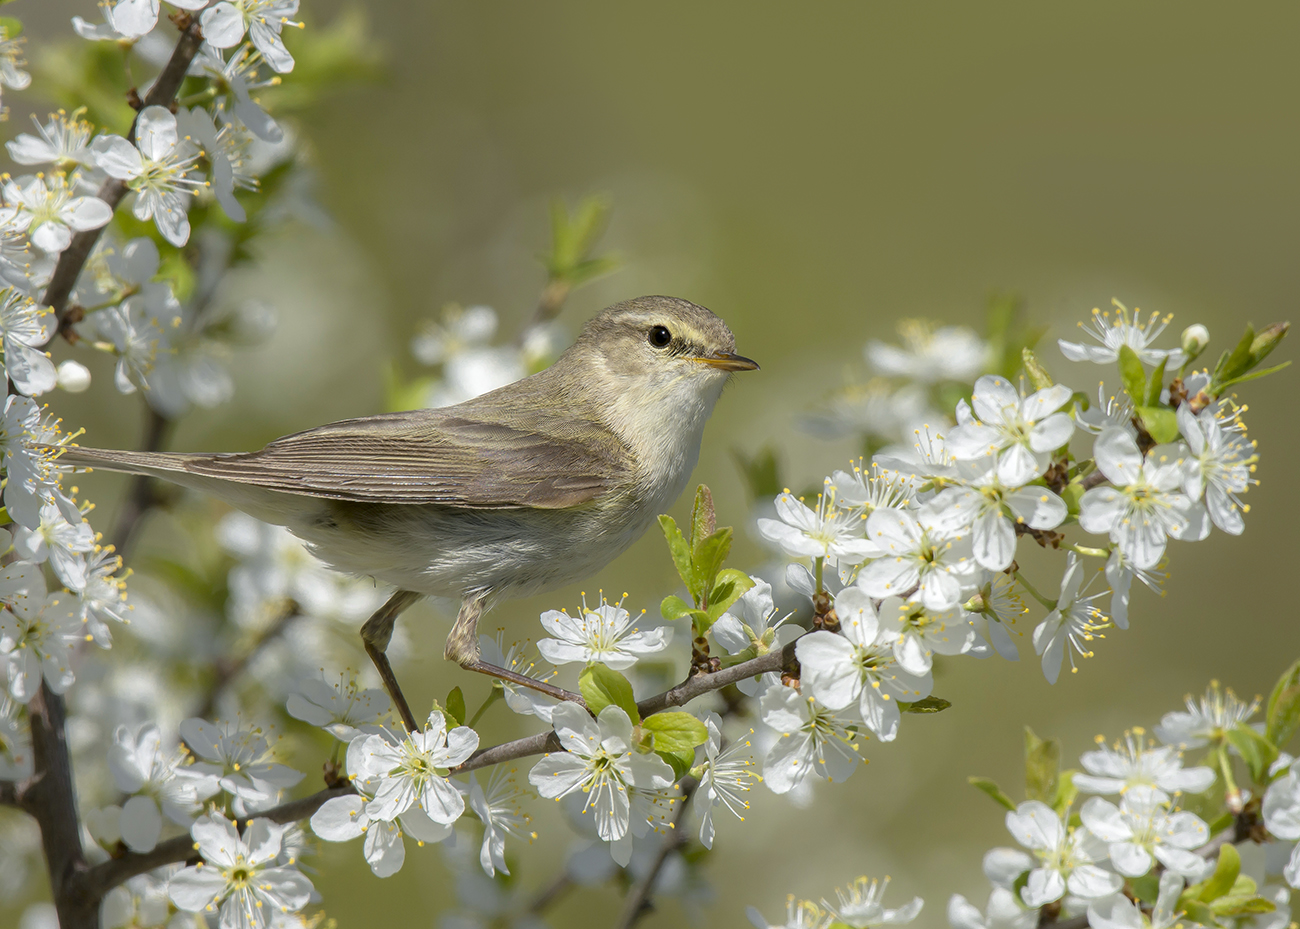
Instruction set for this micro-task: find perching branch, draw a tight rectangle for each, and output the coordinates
[43,16,206,334]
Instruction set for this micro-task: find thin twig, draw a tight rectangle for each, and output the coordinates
[194,606,301,720]
[613,780,696,929]
[527,870,574,915]
[43,18,206,334]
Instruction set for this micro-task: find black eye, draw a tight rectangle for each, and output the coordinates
[648,325,672,348]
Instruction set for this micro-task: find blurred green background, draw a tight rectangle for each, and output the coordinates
[17,2,1300,926]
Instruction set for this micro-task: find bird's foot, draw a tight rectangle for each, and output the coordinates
[361,590,424,733]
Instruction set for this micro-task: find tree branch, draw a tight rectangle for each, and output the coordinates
[194,606,301,720]
[43,17,205,333]
[65,785,356,908]
[613,780,696,929]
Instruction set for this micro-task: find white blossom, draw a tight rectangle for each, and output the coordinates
[536,599,670,670]
[1075,382,1136,437]
[201,0,302,73]
[760,683,865,792]
[189,43,285,143]
[1059,301,1187,367]
[876,596,978,675]
[1079,786,1209,877]
[55,360,90,392]
[179,718,304,814]
[829,460,918,514]
[92,108,204,246]
[796,587,932,741]
[710,577,797,695]
[528,703,674,866]
[11,502,95,590]
[0,696,32,779]
[945,375,1075,487]
[478,633,560,722]
[859,505,977,611]
[758,486,879,567]
[1154,681,1259,750]
[0,173,112,255]
[867,319,988,384]
[284,671,391,742]
[467,767,534,877]
[693,712,758,849]
[1176,403,1257,535]
[1003,800,1122,906]
[0,288,57,396]
[1263,769,1300,843]
[926,454,1068,571]
[1073,730,1215,799]
[0,591,82,703]
[963,571,1027,661]
[108,723,218,852]
[748,897,831,929]
[168,813,314,929]
[1086,872,1191,929]
[6,110,94,168]
[946,888,1036,929]
[0,22,30,117]
[1104,547,1164,631]
[64,547,131,645]
[824,876,923,928]
[1079,428,1209,568]
[352,711,478,826]
[1033,553,1110,684]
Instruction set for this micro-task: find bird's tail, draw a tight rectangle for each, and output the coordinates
[56,446,198,481]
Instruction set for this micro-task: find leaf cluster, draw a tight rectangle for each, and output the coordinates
[659,485,754,637]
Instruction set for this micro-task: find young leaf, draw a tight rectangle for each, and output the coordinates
[445,687,466,728]
[1144,355,1168,407]
[1024,727,1060,804]
[1218,324,1257,382]
[1227,723,1278,783]
[1051,768,1079,816]
[1135,406,1180,445]
[692,527,733,603]
[705,569,755,623]
[658,515,697,597]
[579,665,639,724]
[1217,360,1292,391]
[656,746,695,781]
[1267,657,1300,750]
[1196,843,1241,902]
[641,711,708,755]
[967,776,1016,811]
[1249,321,1289,367]
[690,485,716,549]
[1118,344,1147,402]
[1021,347,1054,390]
[899,696,951,714]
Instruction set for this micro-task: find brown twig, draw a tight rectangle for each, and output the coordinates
[194,606,301,721]
[42,18,206,335]
[527,870,574,915]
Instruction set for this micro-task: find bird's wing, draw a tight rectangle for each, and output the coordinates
[180,408,628,508]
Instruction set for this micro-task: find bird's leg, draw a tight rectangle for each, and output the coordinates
[361,589,424,733]
[446,593,585,705]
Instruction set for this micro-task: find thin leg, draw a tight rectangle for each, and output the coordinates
[361,589,424,733]
[445,593,585,706]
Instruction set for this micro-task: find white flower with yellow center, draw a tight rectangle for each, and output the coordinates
[1176,403,1257,535]
[760,682,866,791]
[1032,553,1110,684]
[859,505,977,611]
[1058,300,1187,367]
[1153,681,1258,750]
[353,710,479,826]
[536,598,669,670]
[1073,729,1215,799]
[0,173,112,255]
[945,375,1075,487]
[1004,800,1122,906]
[758,485,880,568]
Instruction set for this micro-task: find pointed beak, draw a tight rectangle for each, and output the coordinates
[694,351,760,372]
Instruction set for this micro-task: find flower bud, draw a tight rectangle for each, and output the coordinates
[1249,321,1289,366]
[1180,324,1209,364]
[56,359,91,393]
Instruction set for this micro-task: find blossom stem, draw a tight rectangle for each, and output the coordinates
[467,687,504,728]
[1065,543,1110,559]
[1218,745,1245,813]
[814,556,825,595]
[1014,570,1057,610]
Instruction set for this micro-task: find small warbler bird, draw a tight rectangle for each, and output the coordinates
[62,296,758,729]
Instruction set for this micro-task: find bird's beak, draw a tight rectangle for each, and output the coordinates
[694,351,760,372]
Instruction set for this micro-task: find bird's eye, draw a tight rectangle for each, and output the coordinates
[648,325,672,348]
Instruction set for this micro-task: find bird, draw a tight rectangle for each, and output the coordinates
[59,296,758,730]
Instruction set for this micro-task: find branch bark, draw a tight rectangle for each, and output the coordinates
[42,17,205,333]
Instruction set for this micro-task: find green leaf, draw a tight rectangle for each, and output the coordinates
[1129,871,1161,905]
[1144,355,1168,407]
[1176,898,1216,927]
[1197,843,1241,902]
[0,16,22,36]
[692,527,733,604]
[705,569,754,624]
[658,515,696,597]
[444,687,466,728]
[579,665,639,724]
[1249,321,1289,367]
[1212,894,1276,918]
[1135,406,1180,444]
[1217,360,1291,390]
[656,746,695,780]
[641,711,708,756]
[690,485,716,549]
[1118,344,1147,401]
[1227,723,1278,783]
[660,595,695,621]
[899,696,951,714]
[1218,324,1257,382]
[1267,657,1300,750]
[1051,768,1079,816]
[1060,479,1085,517]
[967,776,1016,811]
[1024,727,1060,804]
[1021,347,1054,390]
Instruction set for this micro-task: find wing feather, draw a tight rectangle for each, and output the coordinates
[180,408,628,508]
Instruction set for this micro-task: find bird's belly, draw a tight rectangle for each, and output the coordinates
[284,497,656,603]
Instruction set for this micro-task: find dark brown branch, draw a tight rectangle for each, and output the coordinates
[0,778,18,806]
[25,685,96,929]
[66,785,355,908]
[43,18,205,332]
